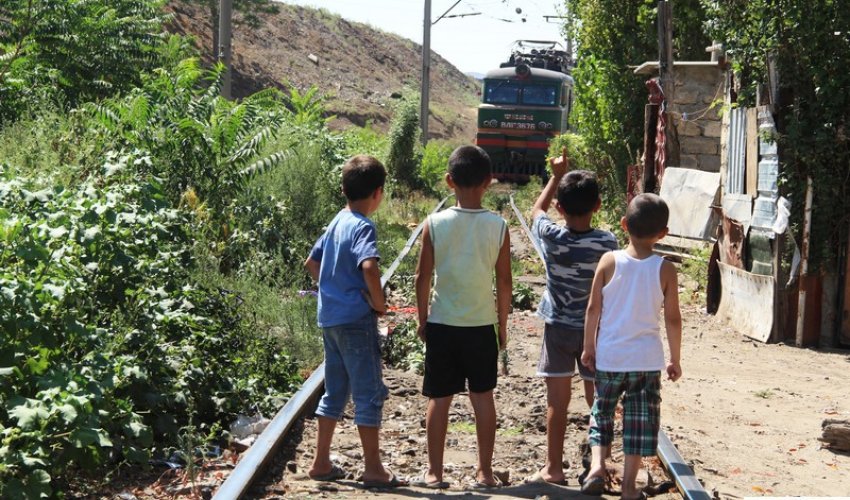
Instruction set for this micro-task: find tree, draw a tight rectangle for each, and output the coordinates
[0,0,168,122]
[563,0,710,186]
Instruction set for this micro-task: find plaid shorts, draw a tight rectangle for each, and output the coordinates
[588,371,662,456]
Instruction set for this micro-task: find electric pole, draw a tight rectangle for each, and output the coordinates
[219,0,233,99]
[420,0,432,145]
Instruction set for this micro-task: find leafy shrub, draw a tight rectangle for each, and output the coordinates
[0,157,300,495]
[385,95,421,189]
[512,282,537,310]
[381,319,425,374]
[419,140,454,194]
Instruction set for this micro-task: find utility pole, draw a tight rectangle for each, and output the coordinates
[421,0,466,145]
[219,0,233,99]
[420,0,431,144]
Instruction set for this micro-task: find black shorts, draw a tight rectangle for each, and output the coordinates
[422,322,498,398]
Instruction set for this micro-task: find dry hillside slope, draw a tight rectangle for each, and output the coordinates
[166,1,481,141]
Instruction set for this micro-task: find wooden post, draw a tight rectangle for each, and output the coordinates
[657,1,679,168]
[795,176,814,346]
[218,0,233,99]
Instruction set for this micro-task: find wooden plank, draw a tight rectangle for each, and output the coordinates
[746,107,759,196]
[717,262,775,342]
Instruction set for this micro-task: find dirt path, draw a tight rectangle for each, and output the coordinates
[259,223,850,499]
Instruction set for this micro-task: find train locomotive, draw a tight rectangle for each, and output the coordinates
[474,40,574,182]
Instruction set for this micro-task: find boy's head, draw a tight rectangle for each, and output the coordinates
[342,155,386,202]
[447,145,491,188]
[624,193,669,239]
[556,170,600,216]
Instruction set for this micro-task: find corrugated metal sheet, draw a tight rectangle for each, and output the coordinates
[726,108,746,194]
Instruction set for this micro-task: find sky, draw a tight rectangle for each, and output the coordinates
[278,0,568,74]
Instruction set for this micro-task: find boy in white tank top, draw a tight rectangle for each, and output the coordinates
[579,193,683,499]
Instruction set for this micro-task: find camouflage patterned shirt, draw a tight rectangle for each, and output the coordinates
[532,213,619,328]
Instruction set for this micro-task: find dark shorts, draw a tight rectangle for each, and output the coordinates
[422,322,498,398]
[536,323,594,380]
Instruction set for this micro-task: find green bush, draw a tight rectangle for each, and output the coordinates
[385,95,421,189]
[419,140,454,195]
[0,159,301,495]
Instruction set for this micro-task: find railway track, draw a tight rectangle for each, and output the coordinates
[211,192,711,500]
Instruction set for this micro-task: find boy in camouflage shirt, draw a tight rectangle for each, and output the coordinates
[527,151,618,485]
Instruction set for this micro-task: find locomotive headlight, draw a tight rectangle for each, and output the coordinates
[538,121,553,130]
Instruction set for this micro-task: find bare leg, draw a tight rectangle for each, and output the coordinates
[586,444,609,481]
[621,454,642,499]
[358,425,392,483]
[309,416,337,478]
[468,390,497,486]
[425,396,453,483]
[538,377,571,483]
[583,379,595,409]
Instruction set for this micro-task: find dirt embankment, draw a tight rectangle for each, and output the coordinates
[165,1,481,142]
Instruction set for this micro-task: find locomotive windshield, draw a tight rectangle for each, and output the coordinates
[522,85,557,106]
[483,82,559,106]
[485,83,521,104]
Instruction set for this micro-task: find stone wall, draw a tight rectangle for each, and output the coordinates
[671,64,725,172]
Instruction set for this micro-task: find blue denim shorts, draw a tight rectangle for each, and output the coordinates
[316,314,388,427]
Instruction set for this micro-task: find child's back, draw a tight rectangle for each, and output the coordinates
[428,207,506,326]
[414,145,511,489]
[596,250,665,371]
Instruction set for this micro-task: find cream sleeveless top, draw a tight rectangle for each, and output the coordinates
[427,207,506,327]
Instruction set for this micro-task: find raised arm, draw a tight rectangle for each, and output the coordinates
[494,226,512,350]
[532,148,570,219]
[582,251,614,371]
[414,221,435,342]
[661,260,682,381]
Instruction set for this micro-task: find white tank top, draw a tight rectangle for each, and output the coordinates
[596,250,666,372]
[427,207,506,327]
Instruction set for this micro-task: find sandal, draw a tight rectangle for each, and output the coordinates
[581,475,605,495]
[309,464,347,481]
[362,471,408,489]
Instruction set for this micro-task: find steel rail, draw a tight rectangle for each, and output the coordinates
[508,194,710,500]
[213,194,452,500]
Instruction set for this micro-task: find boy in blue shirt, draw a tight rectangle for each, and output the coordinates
[528,151,619,485]
[304,155,405,488]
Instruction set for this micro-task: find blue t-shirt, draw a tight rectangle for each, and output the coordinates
[309,209,380,328]
[532,213,619,328]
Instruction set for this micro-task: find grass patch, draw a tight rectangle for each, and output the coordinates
[753,389,774,399]
[498,426,524,437]
[448,421,477,434]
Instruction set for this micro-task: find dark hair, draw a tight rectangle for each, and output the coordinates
[557,170,599,215]
[342,155,386,201]
[448,145,491,187]
[625,193,669,238]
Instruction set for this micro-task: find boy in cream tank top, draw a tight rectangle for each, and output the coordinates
[413,146,512,489]
[579,193,683,499]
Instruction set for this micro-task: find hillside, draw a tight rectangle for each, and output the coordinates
[165,1,481,141]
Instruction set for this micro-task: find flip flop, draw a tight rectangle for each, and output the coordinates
[410,476,450,489]
[524,471,567,486]
[580,475,605,495]
[362,472,408,489]
[309,464,347,481]
[466,479,501,490]
[621,491,648,500]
